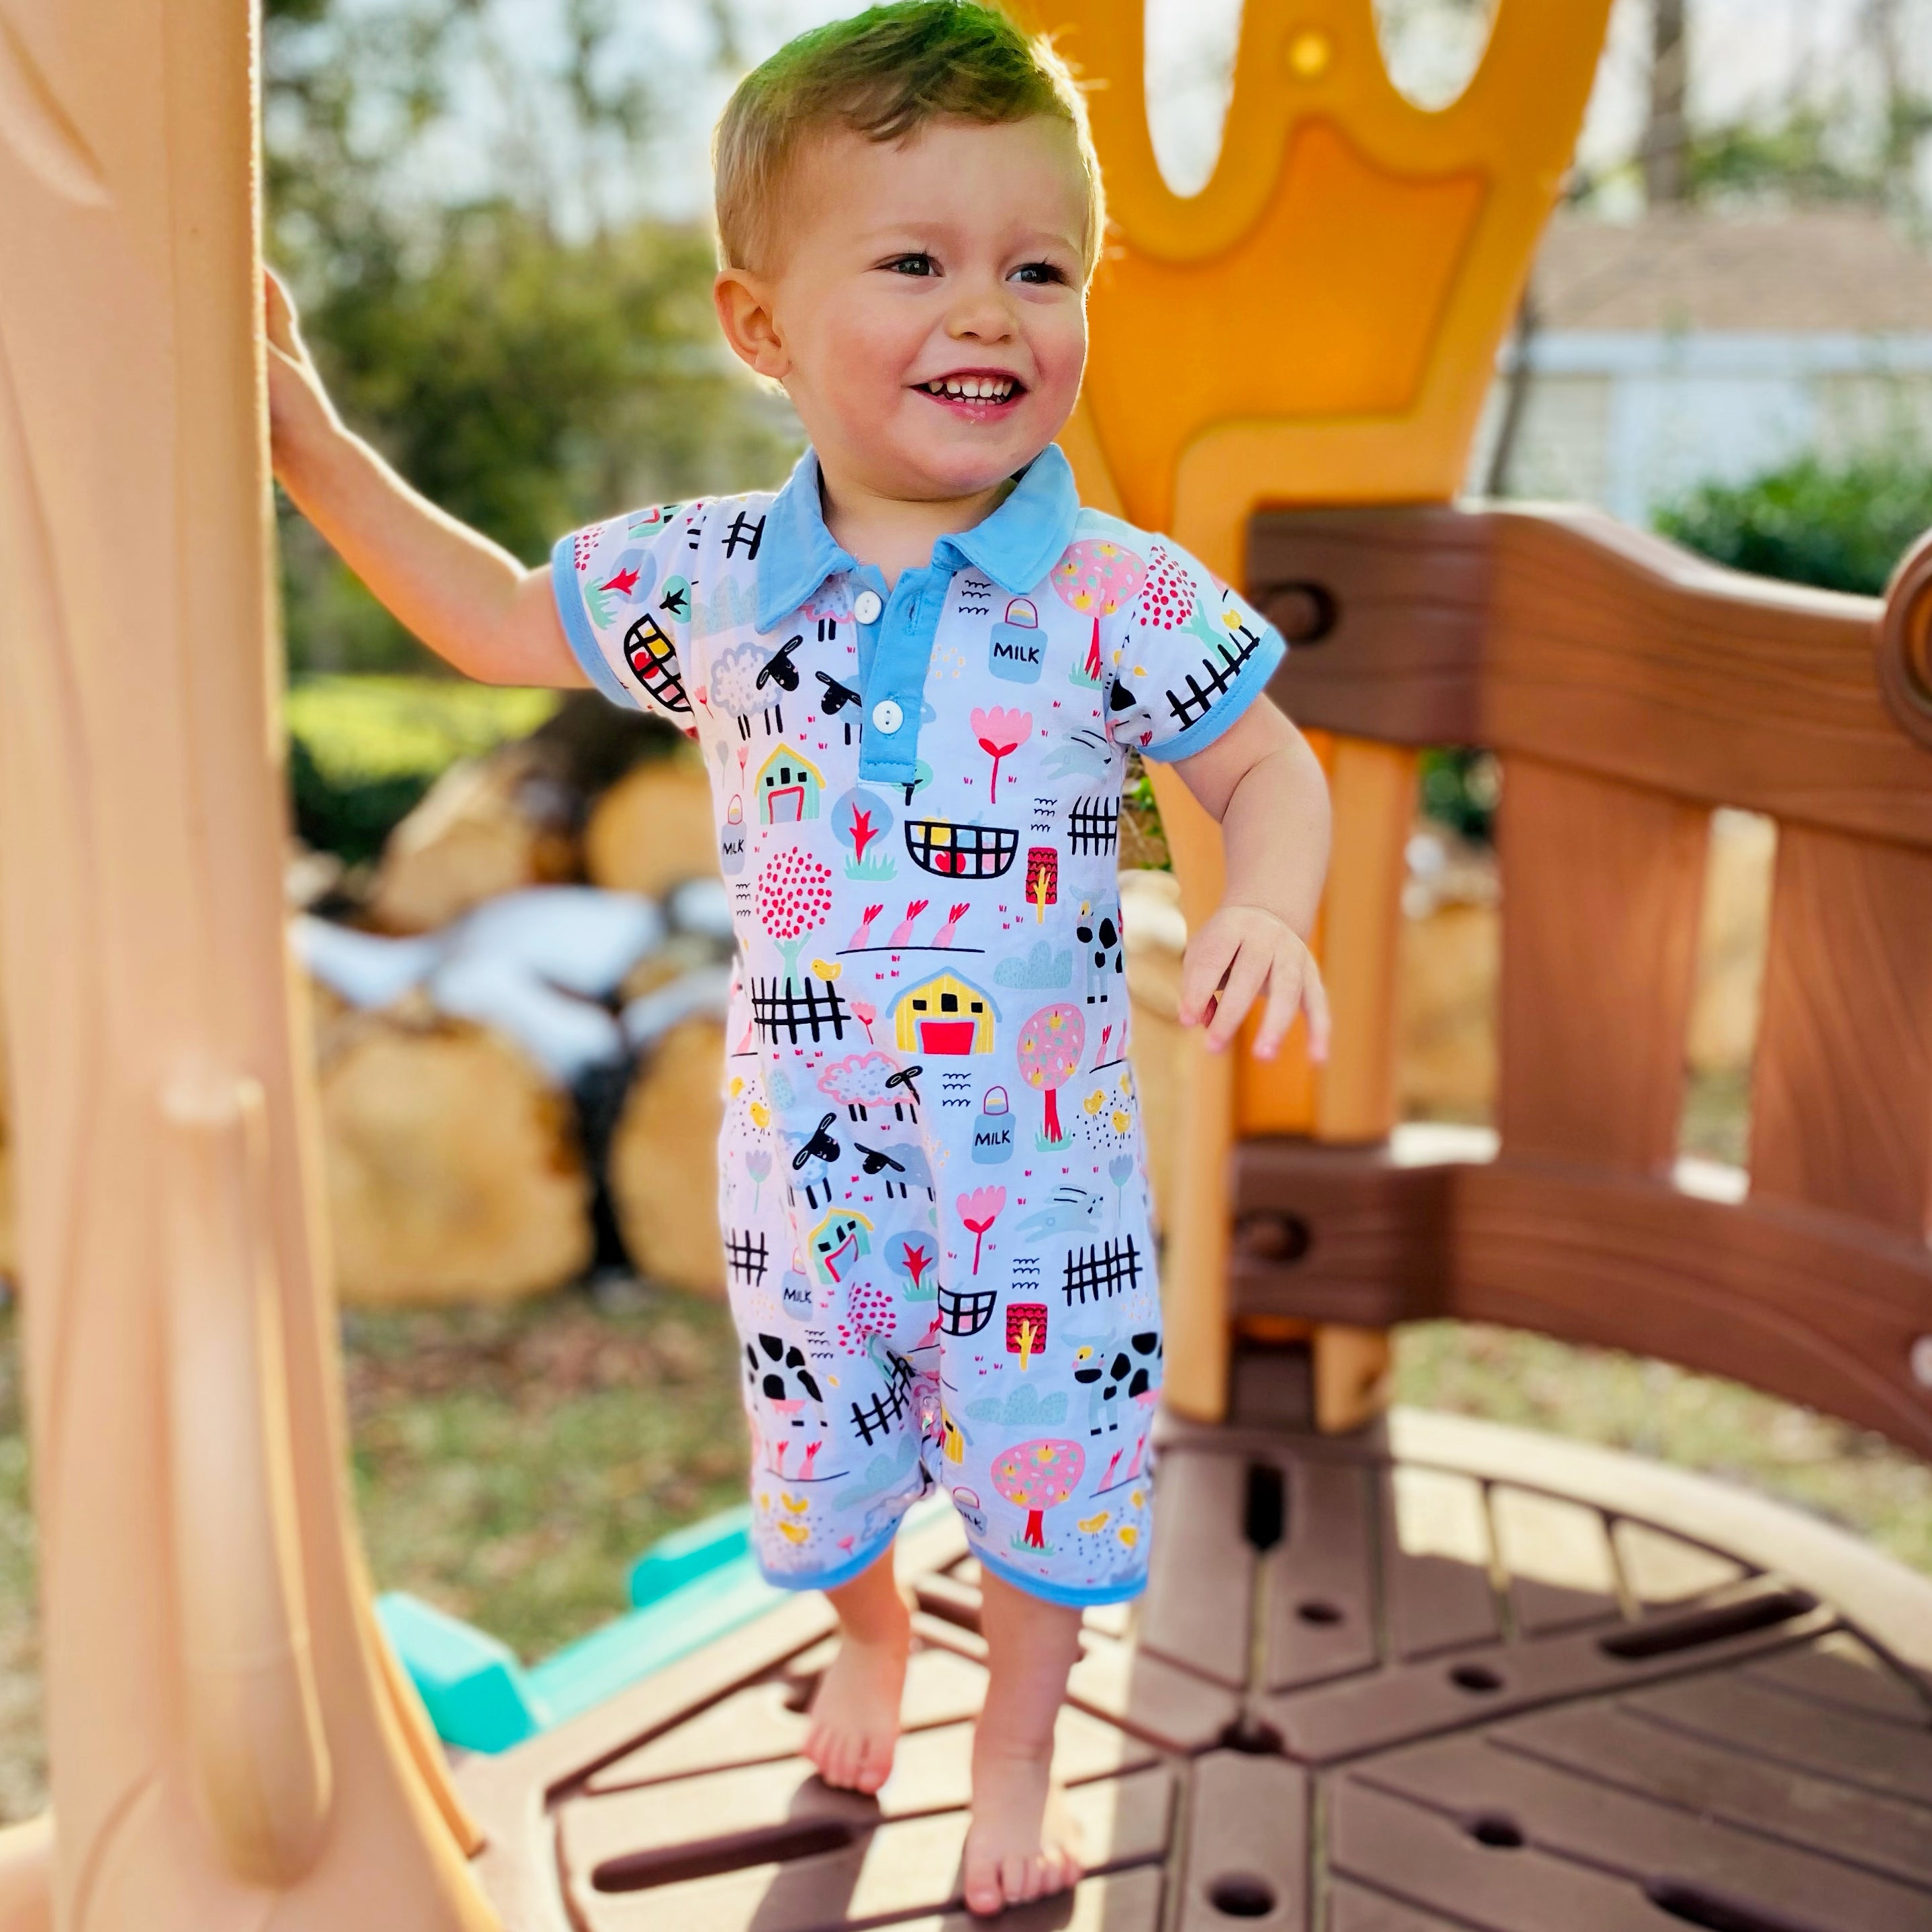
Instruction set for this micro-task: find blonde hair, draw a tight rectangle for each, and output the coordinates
[714,1,1104,275]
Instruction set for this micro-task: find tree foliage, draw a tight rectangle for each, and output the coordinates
[264,0,797,674]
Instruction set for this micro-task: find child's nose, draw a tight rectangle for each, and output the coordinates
[945,280,1018,342]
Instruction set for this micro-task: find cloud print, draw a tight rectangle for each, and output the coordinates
[967,1384,1068,1429]
[994,941,1072,989]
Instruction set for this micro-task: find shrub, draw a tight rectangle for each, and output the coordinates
[1653,448,1932,597]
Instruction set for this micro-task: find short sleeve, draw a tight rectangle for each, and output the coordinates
[1098,538,1286,763]
[550,505,695,726]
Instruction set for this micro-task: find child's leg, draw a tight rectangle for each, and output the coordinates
[962,1571,1085,1917]
[802,1543,913,1796]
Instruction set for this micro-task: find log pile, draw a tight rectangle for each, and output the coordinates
[607,1018,728,1296]
[318,1006,595,1302]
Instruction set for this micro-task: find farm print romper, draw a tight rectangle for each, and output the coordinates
[554,444,1286,1606]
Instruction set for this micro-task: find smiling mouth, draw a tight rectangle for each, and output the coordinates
[916,373,1023,405]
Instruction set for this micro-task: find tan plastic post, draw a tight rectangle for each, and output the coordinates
[0,3,500,1923]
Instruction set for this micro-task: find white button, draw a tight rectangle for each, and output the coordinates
[871,699,904,734]
[853,589,883,624]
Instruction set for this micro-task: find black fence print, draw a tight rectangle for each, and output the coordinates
[723,511,765,560]
[1063,1237,1143,1307]
[905,820,1018,879]
[1067,795,1120,855]
[849,1354,914,1445]
[1164,623,1267,732]
[936,1280,997,1337]
[751,977,851,1046]
[726,1228,769,1285]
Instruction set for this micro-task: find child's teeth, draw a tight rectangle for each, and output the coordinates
[930,377,1012,399]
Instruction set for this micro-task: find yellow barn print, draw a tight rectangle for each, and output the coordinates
[808,1207,873,1284]
[893,970,999,1056]
[757,743,825,824]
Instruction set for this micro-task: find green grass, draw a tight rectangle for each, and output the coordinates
[0,1286,1924,1823]
[286,675,561,785]
[342,1291,748,1661]
[1394,1322,1932,1579]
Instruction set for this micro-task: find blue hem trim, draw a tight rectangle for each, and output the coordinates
[753,1520,902,1597]
[1139,628,1288,765]
[549,534,639,710]
[973,1546,1149,1610]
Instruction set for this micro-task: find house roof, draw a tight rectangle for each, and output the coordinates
[1533,208,1932,334]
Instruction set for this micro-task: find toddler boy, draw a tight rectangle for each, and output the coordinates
[267,1,1331,1913]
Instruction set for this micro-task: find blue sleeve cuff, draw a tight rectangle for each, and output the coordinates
[550,532,640,710]
[1139,626,1288,765]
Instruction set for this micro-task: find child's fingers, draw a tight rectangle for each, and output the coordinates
[1250,947,1304,1060]
[1177,925,1239,1028]
[1302,951,1333,1063]
[1204,941,1269,1052]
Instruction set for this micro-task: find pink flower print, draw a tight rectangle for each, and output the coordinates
[971,706,1032,801]
[932,902,970,948]
[957,1186,1006,1274]
[852,998,877,1043]
[756,847,835,983]
[887,898,930,948]
[847,903,885,949]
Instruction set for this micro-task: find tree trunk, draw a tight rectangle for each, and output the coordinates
[1644,0,1690,205]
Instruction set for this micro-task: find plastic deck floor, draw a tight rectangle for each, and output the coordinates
[456,1406,1932,1932]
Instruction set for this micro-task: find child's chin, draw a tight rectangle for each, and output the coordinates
[893,429,1053,498]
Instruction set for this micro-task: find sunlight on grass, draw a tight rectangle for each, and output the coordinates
[286,675,561,783]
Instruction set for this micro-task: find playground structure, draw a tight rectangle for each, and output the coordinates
[0,3,1929,1930]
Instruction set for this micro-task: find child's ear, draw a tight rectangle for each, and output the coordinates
[714,269,790,382]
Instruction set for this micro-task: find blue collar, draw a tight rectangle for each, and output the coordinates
[755,444,1081,632]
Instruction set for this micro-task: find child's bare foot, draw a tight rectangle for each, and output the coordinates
[961,1571,1089,1916]
[962,1735,1083,1915]
[804,1554,912,1795]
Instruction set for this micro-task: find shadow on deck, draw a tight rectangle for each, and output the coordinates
[455,1403,1932,1932]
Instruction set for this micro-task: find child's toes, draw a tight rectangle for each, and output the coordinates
[853,1734,895,1794]
[961,1846,1004,1917]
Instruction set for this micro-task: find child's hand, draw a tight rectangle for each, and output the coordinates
[1177,903,1330,1063]
[262,268,340,477]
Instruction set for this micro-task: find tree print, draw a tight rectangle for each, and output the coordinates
[1051,538,1147,685]
[1006,1301,1046,1369]
[1017,1002,1085,1145]
[885,1232,937,1300]
[970,706,1031,802]
[992,1439,1084,1549]
[831,786,896,880]
[756,846,834,984]
[957,1186,1005,1273]
[1025,846,1058,923]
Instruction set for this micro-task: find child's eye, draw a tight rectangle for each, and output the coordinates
[883,253,937,277]
[1012,261,1068,285]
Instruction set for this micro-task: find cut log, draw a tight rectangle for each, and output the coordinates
[609,1018,727,1296]
[318,1008,593,1302]
[584,755,719,899]
[368,744,580,935]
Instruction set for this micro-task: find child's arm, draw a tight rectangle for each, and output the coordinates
[1167,697,1333,1062]
[263,271,585,689]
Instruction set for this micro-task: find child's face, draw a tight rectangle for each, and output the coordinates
[716,115,1090,503]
